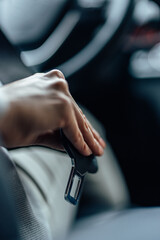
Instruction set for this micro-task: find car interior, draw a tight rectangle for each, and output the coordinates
[0,0,160,239]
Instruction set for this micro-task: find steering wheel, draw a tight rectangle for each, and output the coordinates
[1,0,133,79]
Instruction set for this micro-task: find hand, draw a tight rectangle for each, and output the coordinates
[0,70,105,156]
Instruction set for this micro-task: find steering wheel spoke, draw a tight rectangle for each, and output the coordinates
[0,0,134,78]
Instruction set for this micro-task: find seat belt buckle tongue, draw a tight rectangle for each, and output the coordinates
[60,129,98,205]
[64,166,85,205]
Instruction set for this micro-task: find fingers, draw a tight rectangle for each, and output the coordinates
[37,69,106,156]
[72,104,105,156]
[56,90,105,156]
[0,69,105,155]
[67,93,106,151]
[85,118,106,149]
[61,101,93,156]
[58,95,105,156]
[37,92,93,156]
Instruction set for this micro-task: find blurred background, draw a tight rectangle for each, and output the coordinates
[0,0,159,208]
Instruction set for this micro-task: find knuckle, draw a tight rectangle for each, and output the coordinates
[54,69,65,79]
[45,69,65,79]
[52,79,69,92]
